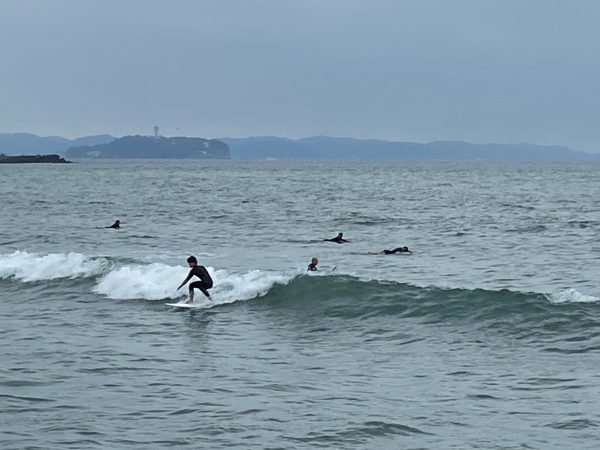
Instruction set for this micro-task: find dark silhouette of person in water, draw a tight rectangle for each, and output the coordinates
[176,255,213,304]
[369,246,413,255]
[107,220,120,229]
[307,256,319,271]
[324,232,350,244]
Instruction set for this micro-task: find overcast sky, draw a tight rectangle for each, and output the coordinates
[1,0,599,151]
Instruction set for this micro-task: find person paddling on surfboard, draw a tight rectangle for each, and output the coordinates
[324,232,350,244]
[307,256,319,271]
[176,256,213,304]
[368,246,413,255]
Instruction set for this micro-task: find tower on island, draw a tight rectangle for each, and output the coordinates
[153,125,159,138]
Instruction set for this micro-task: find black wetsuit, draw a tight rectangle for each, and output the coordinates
[307,263,318,271]
[325,237,348,244]
[383,247,411,255]
[188,265,213,297]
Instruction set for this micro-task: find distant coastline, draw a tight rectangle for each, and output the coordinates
[220,136,600,161]
[0,154,71,164]
[1,132,599,161]
[0,133,115,156]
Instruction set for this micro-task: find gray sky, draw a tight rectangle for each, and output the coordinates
[1,0,599,151]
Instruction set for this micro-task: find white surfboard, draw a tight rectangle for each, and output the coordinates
[165,302,203,309]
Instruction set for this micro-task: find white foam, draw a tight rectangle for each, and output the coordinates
[0,251,108,282]
[209,268,293,306]
[94,263,294,303]
[94,263,183,300]
[548,288,600,304]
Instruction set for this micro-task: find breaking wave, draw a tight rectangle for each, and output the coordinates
[0,250,108,282]
[93,263,294,305]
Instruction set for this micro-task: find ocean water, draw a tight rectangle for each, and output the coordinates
[1,159,599,449]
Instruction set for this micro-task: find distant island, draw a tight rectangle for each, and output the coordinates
[0,154,71,164]
[221,136,600,161]
[66,135,230,159]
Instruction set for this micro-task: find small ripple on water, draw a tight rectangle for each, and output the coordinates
[285,420,432,447]
[0,379,57,387]
[546,418,599,430]
[466,394,502,401]
[542,344,600,354]
[0,393,54,403]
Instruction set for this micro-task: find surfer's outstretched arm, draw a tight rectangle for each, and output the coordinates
[177,270,193,290]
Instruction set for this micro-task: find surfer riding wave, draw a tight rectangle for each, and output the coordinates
[177,256,213,303]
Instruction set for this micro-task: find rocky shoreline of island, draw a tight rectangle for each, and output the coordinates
[0,154,71,164]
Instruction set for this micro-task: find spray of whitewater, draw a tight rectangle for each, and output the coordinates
[0,251,108,282]
[93,263,295,305]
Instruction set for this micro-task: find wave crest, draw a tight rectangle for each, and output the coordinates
[547,288,599,304]
[0,251,108,282]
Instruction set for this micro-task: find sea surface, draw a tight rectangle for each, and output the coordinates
[1,159,599,449]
